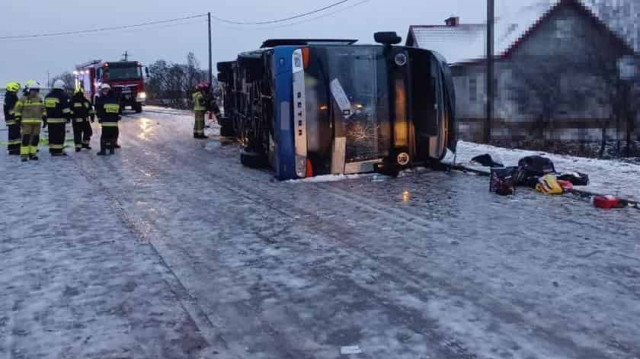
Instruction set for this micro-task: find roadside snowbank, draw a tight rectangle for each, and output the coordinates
[445,141,640,202]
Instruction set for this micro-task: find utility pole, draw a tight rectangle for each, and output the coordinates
[485,0,495,143]
[208,12,213,85]
[122,50,129,61]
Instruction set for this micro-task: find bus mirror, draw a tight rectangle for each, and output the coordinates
[374,32,402,46]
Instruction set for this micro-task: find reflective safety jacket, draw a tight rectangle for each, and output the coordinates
[13,95,46,124]
[3,90,19,125]
[193,91,206,111]
[95,93,121,126]
[44,89,72,124]
[71,93,95,119]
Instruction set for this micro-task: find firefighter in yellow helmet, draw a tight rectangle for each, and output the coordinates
[3,82,21,155]
[13,81,46,161]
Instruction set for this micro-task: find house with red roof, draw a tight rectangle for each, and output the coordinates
[407,0,637,154]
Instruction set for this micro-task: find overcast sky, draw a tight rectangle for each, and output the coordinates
[0,0,530,86]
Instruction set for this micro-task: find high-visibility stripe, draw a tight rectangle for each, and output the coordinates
[75,144,83,149]
[74,118,85,123]
[29,146,38,155]
[47,118,66,124]
[62,108,72,114]
[22,102,44,107]
[20,146,29,155]
[22,119,42,124]
[6,121,16,125]
[104,104,120,113]
[101,122,118,127]
[194,130,204,134]
[49,144,64,149]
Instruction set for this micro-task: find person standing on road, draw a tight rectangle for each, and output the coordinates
[13,82,46,162]
[70,88,95,152]
[44,80,73,156]
[192,83,208,139]
[3,82,21,155]
[94,84,121,156]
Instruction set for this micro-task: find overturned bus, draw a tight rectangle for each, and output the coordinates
[216,32,456,180]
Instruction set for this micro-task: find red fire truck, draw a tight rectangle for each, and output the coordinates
[74,59,148,113]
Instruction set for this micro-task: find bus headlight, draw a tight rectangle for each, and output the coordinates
[137,91,147,100]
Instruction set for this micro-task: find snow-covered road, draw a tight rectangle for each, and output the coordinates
[1,107,639,358]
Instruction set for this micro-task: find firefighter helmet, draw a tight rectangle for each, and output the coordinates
[24,80,37,91]
[99,83,111,91]
[5,82,20,92]
[53,79,66,89]
[28,81,42,91]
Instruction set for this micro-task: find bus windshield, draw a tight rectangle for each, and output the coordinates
[305,46,390,165]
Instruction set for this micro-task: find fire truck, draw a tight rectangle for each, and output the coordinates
[74,59,149,113]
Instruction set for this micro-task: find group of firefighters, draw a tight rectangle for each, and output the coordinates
[2,80,123,161]
[3,80,219,160]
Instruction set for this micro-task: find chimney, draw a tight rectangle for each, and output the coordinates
[445,16,459,27]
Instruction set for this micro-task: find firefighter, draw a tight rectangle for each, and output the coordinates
[192,83,208,139]
[13,82,46,161]
[94,84,120,155]
[70,87,95,152]
[3,82,21,155]
[44,80,73,156]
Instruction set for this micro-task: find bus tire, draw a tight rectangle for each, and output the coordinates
[134,103,143,113]
[240,150,268,169]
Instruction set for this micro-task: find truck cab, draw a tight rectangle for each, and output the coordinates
[75,60,147,113]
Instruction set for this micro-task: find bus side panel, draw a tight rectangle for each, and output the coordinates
[272,47,298,180]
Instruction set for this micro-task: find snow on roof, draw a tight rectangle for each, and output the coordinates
[409,0,598,65]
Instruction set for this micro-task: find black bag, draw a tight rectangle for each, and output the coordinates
[558,172,589,186]
[471,153,504,167]
[490,166,517,196]
[516,156,556,187]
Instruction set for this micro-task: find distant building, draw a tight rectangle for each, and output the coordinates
[407,0,637,152]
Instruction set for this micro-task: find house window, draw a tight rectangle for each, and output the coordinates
[468,77,478,103]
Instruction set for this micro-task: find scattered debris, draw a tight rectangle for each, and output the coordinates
[490,167,517,196]
[592,195,623,209]
[471,153,504,167]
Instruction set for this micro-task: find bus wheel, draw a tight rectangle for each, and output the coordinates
[134,103,143,113]
[240,150,269,169]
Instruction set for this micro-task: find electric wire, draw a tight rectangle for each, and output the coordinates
[0,14,207,40]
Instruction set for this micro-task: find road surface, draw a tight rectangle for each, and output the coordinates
[1,108,639,359]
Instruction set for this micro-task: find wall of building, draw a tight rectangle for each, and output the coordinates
[449,3,639,150]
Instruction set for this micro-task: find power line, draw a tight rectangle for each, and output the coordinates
[243,0,372,30]
[0,1,361,41]
[0,14,207,40]
[210,0,351,25]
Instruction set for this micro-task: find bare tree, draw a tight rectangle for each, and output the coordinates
[146,53,209,109]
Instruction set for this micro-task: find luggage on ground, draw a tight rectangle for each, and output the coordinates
[490,166,517,196]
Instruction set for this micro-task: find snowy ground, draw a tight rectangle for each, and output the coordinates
[446,141,640,202]
[1,107,640,358]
